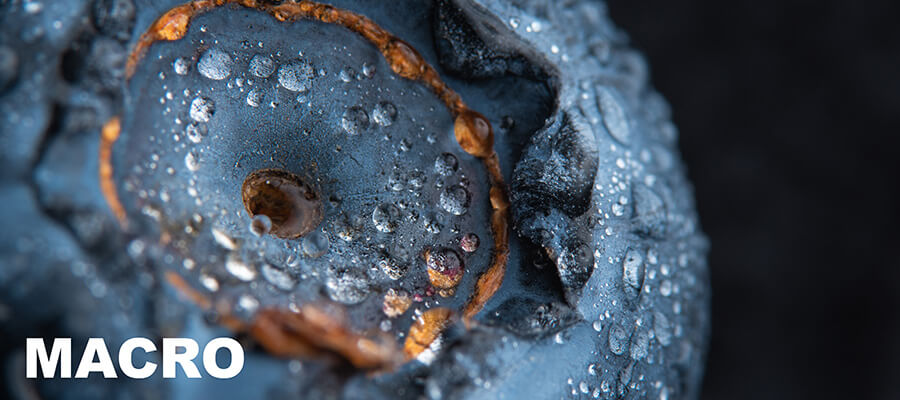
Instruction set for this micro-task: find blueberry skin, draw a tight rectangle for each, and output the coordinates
[0,1,708,399]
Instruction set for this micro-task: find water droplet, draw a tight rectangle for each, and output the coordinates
[592,320,603,332]
[372,203,401,233]
[341,106,369,135]
[197,48,232,80]
[434,153,459,176]
[372,101,398,127]
[382,288,411,317]
[249,214,272,236]
[388,170,405,191]
[439,185,470,216]
[630,330,650,360]
[654,311,672,346]
[325,268,369,304]
[199,273,219,292]
[237,294,259,313]
[261,263,296,291]
[246,88,263,107]
[338,67,354,82]
[608,324,629,355]
[379,257,406,280]
[248,54,275,78]
[597,87,630,144]
[226,253,257,282]
[301,231,329,257]
[184,150,200,171]
[659,279,672,296]
[173,57,190,75]
[622,248,645,291]
[189,96,215,122]
[407,169,426,189]
[185,122,207,143]
[361,62,376,78]
[277,60,314,92]
[460,233,479,253]
[632,184,667,238]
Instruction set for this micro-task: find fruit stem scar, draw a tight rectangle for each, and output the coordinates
[126,0,511,360]
[99,116,128,229]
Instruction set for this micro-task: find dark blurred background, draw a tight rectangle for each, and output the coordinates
[605,0,900,399]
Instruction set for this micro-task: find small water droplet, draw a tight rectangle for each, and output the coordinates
[301,231,329,257]
[372,101,398,127]
[277,60,314,92]
[460,233,479,253]
[248,54,275,78]
[185,122,207,143]
[184,150,201,171]
[373,203,401,233]
[197,48,232,80]
[226,253,257,282]
[338,67,354,82]
[325,268,369,304]
[622,248,645,291]
[608,324,629,355]
[173,57,190,75]
[249,214,272,236]
[341,106,369,135]
[434,153,459,176]
[189,96,215,122]
[439,185,470,216]
[246,87,263,107]
[261,263,296,291]
[361,62,376,78]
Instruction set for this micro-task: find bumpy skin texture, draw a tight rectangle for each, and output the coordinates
[0,0,709,399]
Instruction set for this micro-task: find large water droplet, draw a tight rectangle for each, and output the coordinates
[197,48,233,80]
[654,311,672,346]
[189,96,215,122]
[597,87,630,144]
[632,184,667,238]
[341,106,369,135]
[248,54,275,78]
[372,101,398,127]
[277,60,313,92]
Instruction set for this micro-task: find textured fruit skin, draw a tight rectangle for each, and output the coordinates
[0,1,709,399]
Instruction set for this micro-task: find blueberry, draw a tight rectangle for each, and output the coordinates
[0,1,708,399]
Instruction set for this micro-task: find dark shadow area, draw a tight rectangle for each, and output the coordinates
[606,1,900,399]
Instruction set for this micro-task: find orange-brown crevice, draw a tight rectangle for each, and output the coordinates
[99,117,128,228]
[164,271,403,370]
[124,0,511,360]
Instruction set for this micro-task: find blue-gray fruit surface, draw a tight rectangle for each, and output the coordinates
[0,0,709,399]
